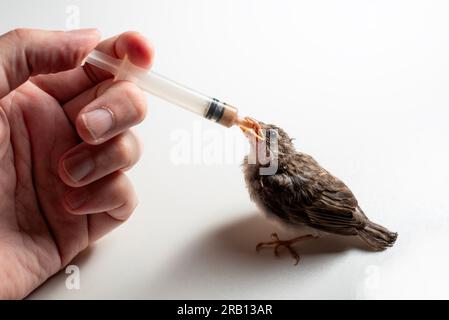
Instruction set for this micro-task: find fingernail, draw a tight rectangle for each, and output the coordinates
[63,150,95,182]
[65,188,88,210]
[82,108,114,141]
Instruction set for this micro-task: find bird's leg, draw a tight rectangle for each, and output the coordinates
[256,233,318,265]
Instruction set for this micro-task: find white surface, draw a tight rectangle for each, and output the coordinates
[1,0,449,299]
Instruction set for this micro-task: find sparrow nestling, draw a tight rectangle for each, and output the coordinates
[240,119,398,265]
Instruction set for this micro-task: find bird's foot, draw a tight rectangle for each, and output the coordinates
[256,233,317,265]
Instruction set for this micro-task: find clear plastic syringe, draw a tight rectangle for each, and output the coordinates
[84,50,257,132]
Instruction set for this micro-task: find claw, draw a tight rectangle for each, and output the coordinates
[273,244,282,257]
[286,246,300,265]
[255,233,317,266]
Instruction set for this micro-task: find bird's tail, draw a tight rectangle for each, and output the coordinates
[358,220,397,251]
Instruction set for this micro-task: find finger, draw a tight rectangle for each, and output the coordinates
[59,130,142,187]
[63,172,138,221]
[84,31,154,82]
[31,31,154,103]
[63,78,114,124]
[0,107,10,158]
[76,80,147,144]
[0,28,100,99]
[88,213,126,244]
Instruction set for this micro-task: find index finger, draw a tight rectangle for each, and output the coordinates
[32,31,155,103]
[83,31,154,84]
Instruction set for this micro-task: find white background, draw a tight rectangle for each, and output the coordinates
[1,0,449,299]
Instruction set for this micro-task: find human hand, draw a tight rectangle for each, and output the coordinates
[0,28,154,299]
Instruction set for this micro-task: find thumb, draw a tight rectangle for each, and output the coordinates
[0,28,100,99]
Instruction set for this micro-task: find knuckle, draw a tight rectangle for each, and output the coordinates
[120,82,147,123]
[127,194,139,214]
[113,175,138,220]
[95,79,114,98]
[128,131,143,160]
[115,198,138,221]
[112,132,141,168]
[8,28,29,41]
[114,135,135,168]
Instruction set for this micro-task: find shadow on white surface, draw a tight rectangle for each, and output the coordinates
[145,212,373,299]
[211,213,371,257]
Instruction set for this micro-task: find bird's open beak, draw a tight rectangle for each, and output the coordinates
[237,117,265,141]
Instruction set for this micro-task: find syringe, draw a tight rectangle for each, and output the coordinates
[84,50,261,136]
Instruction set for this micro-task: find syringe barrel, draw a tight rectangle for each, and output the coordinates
[139,71,210,116]
[85,50,238,127]
[134,71,238,127]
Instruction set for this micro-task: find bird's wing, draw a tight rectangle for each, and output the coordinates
[259,154,364,233]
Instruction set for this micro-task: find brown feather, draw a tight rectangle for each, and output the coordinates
[243,122,398,250]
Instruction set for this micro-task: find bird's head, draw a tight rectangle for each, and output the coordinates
[239,118,295,167]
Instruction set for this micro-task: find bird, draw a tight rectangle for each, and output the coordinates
[239,118,398,265]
